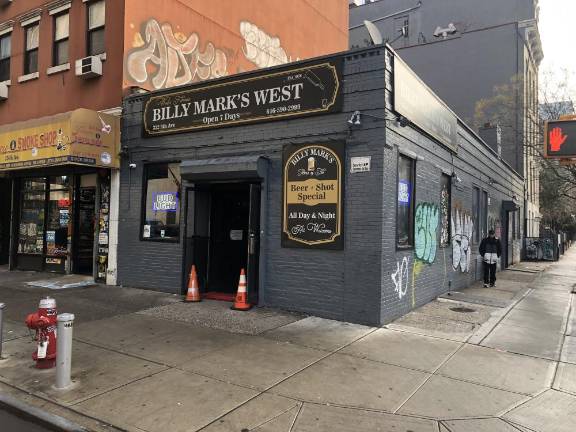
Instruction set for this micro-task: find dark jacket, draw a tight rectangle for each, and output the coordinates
[479,236,502,257]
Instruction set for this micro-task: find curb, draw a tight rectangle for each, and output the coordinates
[0,393,88,432]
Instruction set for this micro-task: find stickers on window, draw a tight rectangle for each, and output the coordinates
[398,181,410,204]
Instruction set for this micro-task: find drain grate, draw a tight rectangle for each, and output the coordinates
[450,306,476,313]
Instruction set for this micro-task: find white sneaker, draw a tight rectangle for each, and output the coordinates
[483,283,489,288]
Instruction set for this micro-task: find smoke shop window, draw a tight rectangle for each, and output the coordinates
[87,0,105,56]
[142,163,181,241]
[46,176,71,258]
[18,178,46,255]
[0,33,10,82]
[397,154,415,248]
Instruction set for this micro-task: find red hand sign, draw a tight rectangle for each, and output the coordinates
[549,127,568,152]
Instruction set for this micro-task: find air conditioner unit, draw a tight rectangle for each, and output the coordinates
[75,56,102,79]
[0,83,8,100]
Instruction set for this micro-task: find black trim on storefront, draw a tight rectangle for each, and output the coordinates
[179,156,269,305]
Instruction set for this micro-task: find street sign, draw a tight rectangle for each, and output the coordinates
[544,119,576,158]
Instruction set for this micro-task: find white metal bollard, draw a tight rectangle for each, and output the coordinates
[55,313,75,390]
[0,303,4,360]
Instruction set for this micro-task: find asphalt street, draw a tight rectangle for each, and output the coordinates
[0,408,54,432]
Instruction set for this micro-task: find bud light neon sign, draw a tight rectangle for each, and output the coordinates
[152,192,179,212]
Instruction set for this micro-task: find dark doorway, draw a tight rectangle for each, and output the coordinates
[184,182,260,303]
[505,211,513,268]
[208,184,250,296]
[0,179,11,265]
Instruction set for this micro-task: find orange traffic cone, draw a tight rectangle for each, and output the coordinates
[231,269,251,311]
[185,265,201,302]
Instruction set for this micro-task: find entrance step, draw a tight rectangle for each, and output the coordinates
[138,300,304,335]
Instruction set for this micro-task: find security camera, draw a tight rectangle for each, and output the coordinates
[397,116,410,127]
[129,163,137,169]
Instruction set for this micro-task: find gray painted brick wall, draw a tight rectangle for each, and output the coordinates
[118,47,524,326]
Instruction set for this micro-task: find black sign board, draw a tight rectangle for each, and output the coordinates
[394,56,459,152]
[544,119,576,158]
[282,143,344,249]
[143,59,343,136]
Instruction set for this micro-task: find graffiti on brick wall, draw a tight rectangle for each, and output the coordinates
[411,260,425,308]
[451,208,474,272]
[495,221,502,239]
[391,257,410,300]
[126,19,228,89]
[240,21,297,68]
[488,216,501,239]
[415,203,439,264]
[525,238,542,260]
[542,238,555,261]
[440,184,450,245]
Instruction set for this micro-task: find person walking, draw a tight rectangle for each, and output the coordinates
[479,229,502,287]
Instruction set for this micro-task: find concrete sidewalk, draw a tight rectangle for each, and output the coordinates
[0,250,574,432]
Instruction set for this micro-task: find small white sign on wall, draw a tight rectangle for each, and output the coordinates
[350,156,371,173]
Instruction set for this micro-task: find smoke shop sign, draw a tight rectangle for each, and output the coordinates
[143,59,342,136]
[282,143,344,249]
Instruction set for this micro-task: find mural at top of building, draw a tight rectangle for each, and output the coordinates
[123,0,348,90]
[126,19,230,90]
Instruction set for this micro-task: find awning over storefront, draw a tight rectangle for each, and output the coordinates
[502,200,520,211]
[180,155,268,180]
[0,109,120,172]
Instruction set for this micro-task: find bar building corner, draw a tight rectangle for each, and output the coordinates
[117,46,524,326]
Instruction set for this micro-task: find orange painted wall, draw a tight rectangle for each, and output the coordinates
[123,0,348,91]
[0,0,125,125]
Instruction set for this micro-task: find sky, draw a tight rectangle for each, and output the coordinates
[539,0,576,101]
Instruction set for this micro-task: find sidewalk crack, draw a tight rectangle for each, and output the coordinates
[392,343,466,414]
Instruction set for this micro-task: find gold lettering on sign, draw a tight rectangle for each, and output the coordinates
[286,179,338,205]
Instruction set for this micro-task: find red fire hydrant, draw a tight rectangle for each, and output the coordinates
[25,297,57,369]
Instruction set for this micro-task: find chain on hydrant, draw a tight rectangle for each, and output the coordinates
[25,297,57,369]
